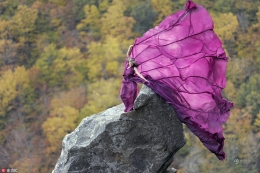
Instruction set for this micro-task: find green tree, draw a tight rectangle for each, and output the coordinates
[86,36,125,80]
[0,39,19,67]
[130,2,157,35]
[79,78,121,120]
[236,74,260,120]
[72,0,100,22]
[254,112,260,130]
[0,5,38,67]
[0,0,19,19]
[35,44,85,88]
[151,0,174,25]
[249,6,260,73]
[8,5,38,38]
[226,58,254,88]
[77,5,101,39]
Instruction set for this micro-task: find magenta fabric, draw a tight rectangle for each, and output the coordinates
[120,0,233,161]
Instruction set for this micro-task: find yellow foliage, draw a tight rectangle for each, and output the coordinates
[79,78,121,119]
[254,112,260,129]
[0,6,36,64]
[98,0,110,12]
[0,66,29,116]
[77,5,101,38]
[86,42,103,79]
[9,5,38,37]
[224,108,259,160]
[11,157,40,173]
[50,18,62,28]
[211,12,239,41]
[105,61,119,75]
[31,1,44,9]
[77,5,100,30]
[42,87,87,153]
[151,0,174,25]
[35,43,58,69]
[225,108,252,139]
[14,66,30,86]
[223,80,236,102]
[18,36,26,44]
[35,34,50,51]
[86,36,124,80]
[54,47,85,88]
[0,20,9,38]
[35,44,85,88]
[51,86,86,109]
[100,0,135,40]
[0,71,16,115]
[42,106,79,153]
[226,57,253,87]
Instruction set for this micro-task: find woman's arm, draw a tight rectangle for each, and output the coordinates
[134,67,149,82]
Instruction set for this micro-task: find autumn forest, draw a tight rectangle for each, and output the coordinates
[0,0,260,172]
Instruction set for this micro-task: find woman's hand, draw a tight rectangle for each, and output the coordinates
[134,67,149,83]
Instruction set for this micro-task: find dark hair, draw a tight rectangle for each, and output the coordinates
[128,58,138,67]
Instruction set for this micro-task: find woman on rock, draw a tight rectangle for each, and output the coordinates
[120,0,233,161]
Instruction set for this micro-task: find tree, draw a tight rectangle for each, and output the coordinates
[79,78,121,120]
[0,39,19,67]
[211,12,239,41]
[254,112,260,132]
[72,0,100,22]
[0,5,38,67]
[35,44,85,88]
[42,105,79,153]
[0,66,30,117]
[8,5,38,38]
[98,0,110,13]
[130,2,157,35]
[42,87,86,154]
[151,0,174,25]
[236,74,260,120]
[250,6,260,73]
[51,86,87,110]
[77,5,101,39]
[226,58,254,88]
[222,80,236,103]
[86,36,125,80]
[100,0,135,41]
[11,157,41,173]
[0,0,19,19]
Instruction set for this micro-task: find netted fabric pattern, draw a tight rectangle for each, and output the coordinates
[120,0,233,160]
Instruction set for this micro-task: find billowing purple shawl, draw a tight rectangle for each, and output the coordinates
[120,0,233,160]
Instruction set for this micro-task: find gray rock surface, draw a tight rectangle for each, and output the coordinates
[52,85,186,173]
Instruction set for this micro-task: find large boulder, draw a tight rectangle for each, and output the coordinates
[52,85,186,173]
